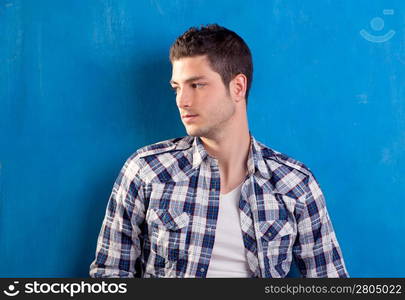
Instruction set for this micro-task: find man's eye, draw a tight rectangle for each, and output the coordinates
[171,86,179,94]
[191,83,205,89]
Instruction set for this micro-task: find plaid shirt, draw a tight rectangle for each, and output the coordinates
[89,135,348,278]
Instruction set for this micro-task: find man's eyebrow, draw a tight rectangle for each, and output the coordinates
[170,76,207,85]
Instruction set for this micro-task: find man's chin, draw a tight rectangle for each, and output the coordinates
[186,127,216,139]
[186,131,202,137]
[185,127,206,137]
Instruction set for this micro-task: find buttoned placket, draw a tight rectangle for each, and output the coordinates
[245,146,267,278]
[245,176,266,277]
[199,155,221,278]
[238,176,261,277]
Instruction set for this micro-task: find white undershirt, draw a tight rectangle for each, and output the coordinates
[206,183,252,278]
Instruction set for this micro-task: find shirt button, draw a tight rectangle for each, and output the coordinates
[200,267,205,272]
[211,188,215,192]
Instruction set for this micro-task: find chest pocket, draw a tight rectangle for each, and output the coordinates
[258,219,294,277]
[147,208,190,262]
[259,219,292,241]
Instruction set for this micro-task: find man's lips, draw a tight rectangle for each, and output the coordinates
[181,114,199,122]
[182,114,198,119]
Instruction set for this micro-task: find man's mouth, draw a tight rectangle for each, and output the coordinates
[182,114,198,118]
[182,114,199,122]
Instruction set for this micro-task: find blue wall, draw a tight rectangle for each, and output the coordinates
[1,0,404,277]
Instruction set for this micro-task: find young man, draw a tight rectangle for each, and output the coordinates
[89,24,349,278]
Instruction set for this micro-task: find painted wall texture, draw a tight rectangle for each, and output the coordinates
[0,0,404,277]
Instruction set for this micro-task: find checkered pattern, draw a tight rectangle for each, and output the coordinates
[89,135,348,278]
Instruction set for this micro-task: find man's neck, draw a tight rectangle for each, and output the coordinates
[200,130,250,163]
[200,123,251,194]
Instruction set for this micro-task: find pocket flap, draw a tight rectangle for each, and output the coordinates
[258,220,292,241]
[148,208,190,230]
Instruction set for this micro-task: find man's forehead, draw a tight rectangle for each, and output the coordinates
[171,56,217,83]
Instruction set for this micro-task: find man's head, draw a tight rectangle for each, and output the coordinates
[170,24,253,102]
[169,24,253,138]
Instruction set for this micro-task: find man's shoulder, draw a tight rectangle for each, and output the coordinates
[117,136,193,182]
[127,136,193,167]
[254,138,319,197]
[255,139,313,177]
[134,136,193,159]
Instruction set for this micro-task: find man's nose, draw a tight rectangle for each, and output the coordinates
[177,88,191,108]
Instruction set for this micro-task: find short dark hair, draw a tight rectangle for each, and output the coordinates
[169,24,253,102]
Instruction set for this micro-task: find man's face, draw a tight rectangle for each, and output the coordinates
[170,55,236,138]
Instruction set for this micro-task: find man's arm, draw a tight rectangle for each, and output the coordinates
[89,155,145,278]
[292,172,349,277]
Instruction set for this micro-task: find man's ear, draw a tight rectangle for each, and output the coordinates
[230,73,247,103]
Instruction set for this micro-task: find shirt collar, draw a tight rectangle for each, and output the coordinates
[181,134,272,180]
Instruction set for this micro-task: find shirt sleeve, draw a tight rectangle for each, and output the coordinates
[89,155,146,278]
[292,172,349,277]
